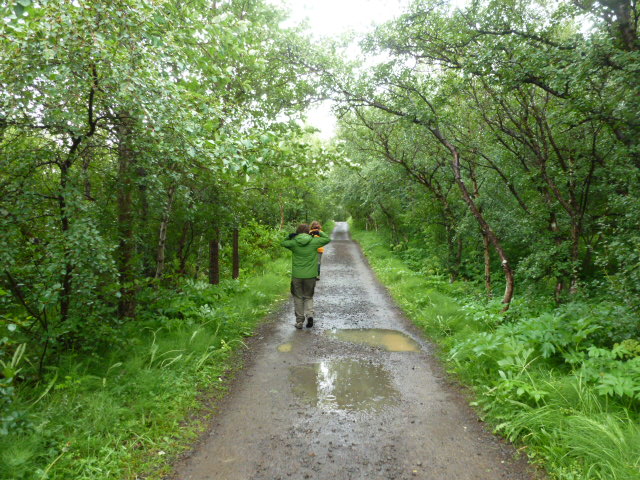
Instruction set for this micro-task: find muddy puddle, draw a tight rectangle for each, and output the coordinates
[328,328,421,352]
[289,359,398,412]
[277,343,293,352]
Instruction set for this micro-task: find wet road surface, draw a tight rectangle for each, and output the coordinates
[173,222,539,480]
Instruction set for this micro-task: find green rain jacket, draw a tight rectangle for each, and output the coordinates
[281,231,331,279]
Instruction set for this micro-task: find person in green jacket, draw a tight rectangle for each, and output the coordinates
[281,223,331,329]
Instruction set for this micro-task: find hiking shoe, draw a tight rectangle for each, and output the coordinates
[295,322,303,329]
[306,317,314,328]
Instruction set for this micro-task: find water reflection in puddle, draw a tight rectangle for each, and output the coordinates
[328,329,421,352]
[277,343,293,353]
[290,360,398,411]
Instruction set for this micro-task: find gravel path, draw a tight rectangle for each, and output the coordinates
[173,222,539,480]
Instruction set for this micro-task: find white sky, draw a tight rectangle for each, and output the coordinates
[278,0,411,38]
[273,0,413,139]
[273,0,470,140]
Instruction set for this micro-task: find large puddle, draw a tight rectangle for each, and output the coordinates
[328,328,421,352]
[289,359,398,412]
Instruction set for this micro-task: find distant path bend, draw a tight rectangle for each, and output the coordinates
[174,222,538,480]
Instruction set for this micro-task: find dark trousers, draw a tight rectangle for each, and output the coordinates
[291,277,316,324]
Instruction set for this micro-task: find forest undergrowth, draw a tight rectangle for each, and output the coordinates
[353,226,640,480]
[1,248,291,480]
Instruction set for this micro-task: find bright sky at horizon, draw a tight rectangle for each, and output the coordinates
[274,0,413,139]
[272,0,471,140]
[278,0,411,38]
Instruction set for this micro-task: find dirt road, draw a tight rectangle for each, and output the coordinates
[173,222,538,480]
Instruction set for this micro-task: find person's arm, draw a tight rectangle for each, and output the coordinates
[311,230,331,247]
[281,233,297,249]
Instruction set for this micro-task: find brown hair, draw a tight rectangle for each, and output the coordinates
[310,221,321,230]
[296,224,310,234]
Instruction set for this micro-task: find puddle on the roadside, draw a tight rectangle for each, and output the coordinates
[277,343,293,353]
[289,359,398,412]
[328,328,421,352]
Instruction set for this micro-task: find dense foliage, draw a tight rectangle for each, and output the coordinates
[0,0,334,477]
[324,0,640,311]
[1,0,334,370]
[2,0,639,478]
[320,1,640,478]
[0,261,291,479]
[354,226,640,480]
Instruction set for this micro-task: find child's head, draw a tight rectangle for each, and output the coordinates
[310,221,321,230]
[296,223,310,234]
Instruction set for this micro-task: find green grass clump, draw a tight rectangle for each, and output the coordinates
[0,258,290,480]
[352,226,640,480]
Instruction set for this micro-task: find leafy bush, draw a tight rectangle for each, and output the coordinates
[0,258,290,480]
[353,225,640,480]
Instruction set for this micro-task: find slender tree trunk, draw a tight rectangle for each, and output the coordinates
[58,157,74,323]
[354,99,515,307]
[378,200,400,243]
[177,221,192,275]
[366,215,377,232]
[548,212,566,301]
[232,228,240,280]
[116,115,137,319]
[434,130,514,309]
[445,224,457,282]
[195,234,204,279]
[443,209,461,283]
[470,166,493,298]
[569,221,581,294]
[209,228,220,285]
[55,71,99,323]
[609,1,638,51]
[137,166,154,277]
[0,116,6,142]
[154,185,176,279]
[482,231,492,297]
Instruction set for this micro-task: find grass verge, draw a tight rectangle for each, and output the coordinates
[352,226,640,480]
[0,258,290,480]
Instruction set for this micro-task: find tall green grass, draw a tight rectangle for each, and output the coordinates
[0,258,290,480]
[352,226,640,480]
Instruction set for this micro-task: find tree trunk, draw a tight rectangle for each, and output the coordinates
[232,228,240,280]
[609,0,638,51]
[116,115,137,319]
[209,229,220,285]
[444,213,461,283]
[434,129,515,309]
[353,99,515,308]
[482,231,492,297]
[548,212,566,301]
[569,221,581,294]
[154,185,176,279]
[195,234,204,279]
[378,200,400,243]
[58,157,74,323]
[0,116,6,142]
[366,214,377,232]
[177,221,192,275]
[445,224,457,282]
